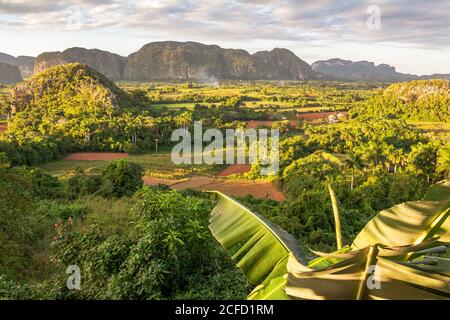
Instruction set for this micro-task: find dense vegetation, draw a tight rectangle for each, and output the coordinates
[352,80,450,122]
[0,65,379,166]
[0,65,448,300]
[241,117,449,251]
[0,162,249,299]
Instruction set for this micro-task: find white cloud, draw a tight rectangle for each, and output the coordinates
[0,0,449,74]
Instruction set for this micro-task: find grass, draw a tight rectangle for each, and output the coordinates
[39,151,226,179]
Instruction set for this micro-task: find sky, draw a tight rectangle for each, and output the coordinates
[0,0,449,75]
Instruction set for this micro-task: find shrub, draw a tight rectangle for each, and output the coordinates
[101,160,144,197]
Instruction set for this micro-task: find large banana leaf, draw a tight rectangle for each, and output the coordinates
[408,256,450,276]
[307,246,352,269]
[286,244,450,300]
[208,182,450,300]
[352,180,450,249]
[247,274,289,300]
[208,191,306,297]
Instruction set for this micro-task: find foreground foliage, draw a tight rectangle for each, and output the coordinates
[209,181,450,300]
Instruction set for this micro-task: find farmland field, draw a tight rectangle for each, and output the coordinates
[39,151,226,179]
[408,121,450,141]
[39,152,281,200]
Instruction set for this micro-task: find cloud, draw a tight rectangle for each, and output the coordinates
[0,0,448,48]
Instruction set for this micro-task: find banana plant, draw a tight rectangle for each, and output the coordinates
[208,180,450,300]
[209,192,307,299]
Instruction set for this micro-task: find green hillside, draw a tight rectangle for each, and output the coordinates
[353,80,450,122]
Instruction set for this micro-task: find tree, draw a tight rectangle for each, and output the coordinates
[437,143,450,180]
[408,143,438,183]
[271,120,290,134]
[345,152,363,190]
[101,160,144,197]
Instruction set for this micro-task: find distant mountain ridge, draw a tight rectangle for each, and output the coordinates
[34,48,127,80]
[311,58,450,82]
[1,42,449,82]
[124,41,317,81]
[0,62,23,84]
[0,53,35,79]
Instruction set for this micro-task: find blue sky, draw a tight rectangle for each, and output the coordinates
[1,0,449,75]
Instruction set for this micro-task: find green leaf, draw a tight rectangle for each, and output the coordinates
[328,183,343,250]
[248,274,289,300]
[307,246,352,269]
[208,191,306,293]
[352,180,450,249]
[286,245,450,300]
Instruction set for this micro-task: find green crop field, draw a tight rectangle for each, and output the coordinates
[39,151,226,179]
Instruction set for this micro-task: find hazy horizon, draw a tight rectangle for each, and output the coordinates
[1,0,449,75]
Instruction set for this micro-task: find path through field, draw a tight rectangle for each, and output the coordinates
[144,176,286,202]
[64,152,129,161]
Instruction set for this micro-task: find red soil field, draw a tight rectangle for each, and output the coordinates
[64,152,129,161]
[143,177,180,186]
[143,176,286,202]
[0,123,7,134]
[247,120,300,129]
[216,164,252,177]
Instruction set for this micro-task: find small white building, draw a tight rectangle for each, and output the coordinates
[328,115,338,124]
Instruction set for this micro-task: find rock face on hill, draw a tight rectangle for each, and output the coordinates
[311,58,417,82]
[354,79,450,122]
[0,53,16,66]
[14,56,35,78]
[0,53,35,78]
[252,48,316,80]
[4,42,449,82]
[0,62,23,84]
[124,41,317,81]
[34,48,127,80]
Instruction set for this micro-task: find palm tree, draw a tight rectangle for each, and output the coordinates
[391,148,404,174]
[383,144,396,173]
[366,141,385,174]
[408,143,438,183]
[345,152,363,190]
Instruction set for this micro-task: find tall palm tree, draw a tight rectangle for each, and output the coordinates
[345,152,363,190]
[391,148,404,174]
[383,144,396,173]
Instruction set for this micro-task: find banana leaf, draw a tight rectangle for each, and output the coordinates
[307,246,352,269]
[286,244,450,300]
[247,274,289,300]
[408,256,450,276]
[352,180,450,249]
[208,191,306,291]
[208,182,450,300]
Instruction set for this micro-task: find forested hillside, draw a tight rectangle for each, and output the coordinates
[351,80,450,122]
[1,63,147,163]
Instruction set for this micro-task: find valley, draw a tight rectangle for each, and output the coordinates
[0,62,448,301]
